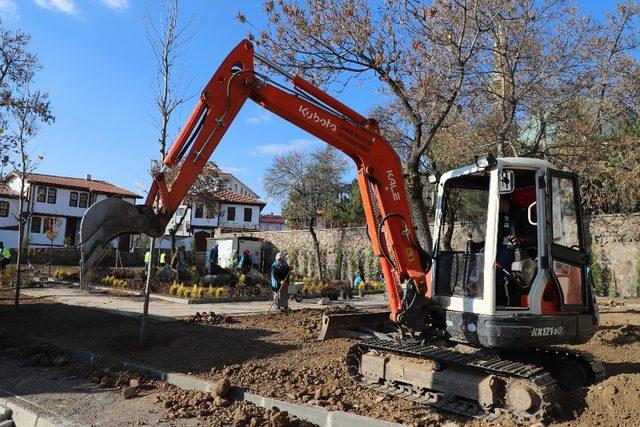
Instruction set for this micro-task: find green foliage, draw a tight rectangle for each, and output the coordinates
[636,251,640,298]
[324,179,365,227]
[589,247,606,297]
[288,247,299,271]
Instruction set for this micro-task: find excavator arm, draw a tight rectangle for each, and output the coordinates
[80,40,431,324]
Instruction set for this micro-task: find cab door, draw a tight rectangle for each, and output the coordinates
[546,170,588,310]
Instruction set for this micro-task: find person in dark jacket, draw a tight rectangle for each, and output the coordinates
[238,248,252,274]
[207,243,219,275]
[496,194,537,305]
[270,252,290,311]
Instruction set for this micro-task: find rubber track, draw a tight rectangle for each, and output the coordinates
[349,339,559,422]
[537,346,607,383]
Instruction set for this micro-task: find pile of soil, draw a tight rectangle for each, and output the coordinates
[159,386,311,426]
[594,324,640,346]
[184,311,236,326]
[572,373,640,425]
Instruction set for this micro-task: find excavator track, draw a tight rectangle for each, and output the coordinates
[348,339,560,422]
[499,346,606,389]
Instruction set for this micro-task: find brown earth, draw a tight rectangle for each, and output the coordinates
[0,289,638,426]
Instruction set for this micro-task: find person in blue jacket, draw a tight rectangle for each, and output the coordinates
[207,243,219,274]
[237,248,252,274]
[271,252,290,311]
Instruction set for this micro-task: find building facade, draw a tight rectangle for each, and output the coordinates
[259,214,286,231]
[150,173,266,252]
[2,173,140,249]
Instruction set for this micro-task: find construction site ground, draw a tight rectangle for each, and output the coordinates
[0,288,639,426]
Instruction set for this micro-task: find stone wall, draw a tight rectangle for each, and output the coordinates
[584,214,640,297]
[223,213,640,297]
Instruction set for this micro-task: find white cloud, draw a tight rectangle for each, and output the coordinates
[245,109,273,125]
[0,0,18,19]
[33,0,78,15]
[98,0,128,11]
[252,138,318,155]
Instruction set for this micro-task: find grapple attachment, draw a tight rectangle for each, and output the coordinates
[79,198,163,285]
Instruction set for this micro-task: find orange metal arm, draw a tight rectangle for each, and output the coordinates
[148,40,430,317]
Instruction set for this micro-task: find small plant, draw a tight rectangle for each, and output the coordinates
[207,285,215,298]
[358,282,367,294]
[214,287,225,299]
[169,283,179,296]
[0,265,17,287]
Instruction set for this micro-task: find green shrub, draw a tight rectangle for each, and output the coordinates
[636,251,640,297]
[590,247,606,296]
[169,283,179,296]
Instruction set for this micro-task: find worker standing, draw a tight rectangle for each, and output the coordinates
[353,269,364,297]
[159,251,167,268]
[207,243,219,275]
[271,252,290,312]
[144,249,151,270]
[0,242,10,271]
[238,248,252,274]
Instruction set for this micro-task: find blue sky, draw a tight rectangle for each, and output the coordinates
[0,0,623,213]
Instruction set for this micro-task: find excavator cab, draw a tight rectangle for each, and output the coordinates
[431,156,599,348]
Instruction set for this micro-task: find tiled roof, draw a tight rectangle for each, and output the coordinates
[0,183,19,199]
[260,214,285,224]
[214,188,265,206]
[7,172,141,198]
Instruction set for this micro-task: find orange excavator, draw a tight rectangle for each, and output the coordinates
[80,40,604,421]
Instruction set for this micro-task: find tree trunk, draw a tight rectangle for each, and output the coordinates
[15,188,25,307]
[48,240,53,276]
[308,222,324,283]
[404,169,433,251]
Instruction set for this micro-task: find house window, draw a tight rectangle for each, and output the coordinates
[194,205,203,218]
[36,187,46,202]
[31,216,42,233]
[69,192,78,207]
[47,188,57,204]
[205,206,216,219]
[89,194,97,206]
[227,206,236,221]
[244,207,252,222]
[0,201,8,217]
[79,193,88,208]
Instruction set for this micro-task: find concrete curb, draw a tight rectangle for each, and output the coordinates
[0,390,77,427]
[28,341,403,427]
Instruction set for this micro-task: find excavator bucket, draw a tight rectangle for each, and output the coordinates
[318,311,393,340]
[79,198,162,285]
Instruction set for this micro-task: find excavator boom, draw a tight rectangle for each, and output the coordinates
[80,40,431,322]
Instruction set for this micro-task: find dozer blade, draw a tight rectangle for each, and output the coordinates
[318,311,392,340]
[79,198,163,285]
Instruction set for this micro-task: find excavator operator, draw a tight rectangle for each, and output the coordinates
[496,194,537,305]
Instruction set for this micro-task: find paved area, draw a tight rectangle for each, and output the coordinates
[0,358,197,426]
[21,287,388,322]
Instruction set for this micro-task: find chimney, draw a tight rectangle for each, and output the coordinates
[86,174,92,181]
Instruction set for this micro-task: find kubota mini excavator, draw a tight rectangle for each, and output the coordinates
[80,40,604,422]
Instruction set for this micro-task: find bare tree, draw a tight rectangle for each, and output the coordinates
[145,0,193,160]
[152,160,223,253]
[0,26,41,168]
[240,0,492,249]
[43,216,62,276]
[264,147,347,283]
[6,89,53,306]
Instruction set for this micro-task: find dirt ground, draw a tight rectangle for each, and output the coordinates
[1,289,639,426]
